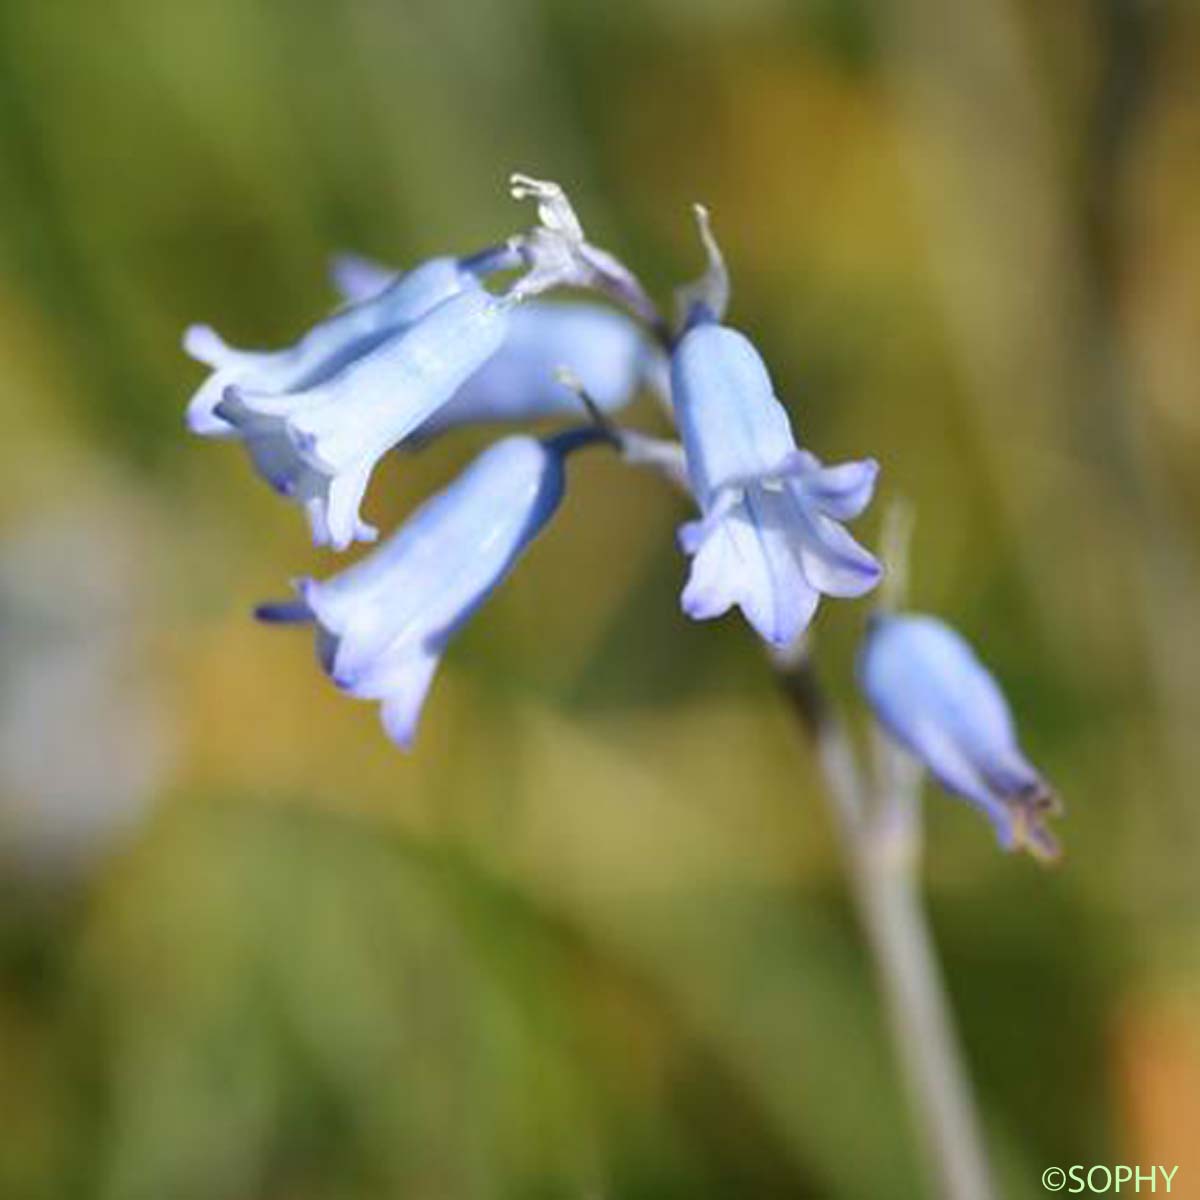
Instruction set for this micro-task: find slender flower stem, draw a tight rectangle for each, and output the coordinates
[534,180,996,1193]
[774,650,997,1200]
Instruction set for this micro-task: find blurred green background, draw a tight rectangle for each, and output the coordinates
[2,0,1199,1196]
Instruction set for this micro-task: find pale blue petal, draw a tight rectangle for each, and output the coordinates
[320,461,378,550]
[885,710,1017,841]
[857,614,1058,856]
[670,323,797,505]
[679,507,761,623]
[377,651,442,749]
[680,492,820,646]
[415,301,647,436]
[679,473,878,644]
[282,290,508,472]
[330,253,398,304]
[669,320,880,638]
[786,452,880,520]
[778,487,883,598]
[882,616,1019,757]
[216,290,509,549]
[184,256,473,435]
[292,436,567,745]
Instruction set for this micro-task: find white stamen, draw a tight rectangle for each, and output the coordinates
[509,174,586,244]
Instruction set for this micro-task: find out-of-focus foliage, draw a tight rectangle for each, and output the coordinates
[1,0,1198,1196]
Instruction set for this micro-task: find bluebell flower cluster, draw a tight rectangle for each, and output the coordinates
[187,174,1058,857]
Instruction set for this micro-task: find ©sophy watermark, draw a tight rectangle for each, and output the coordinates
[1042,1166,1179,1193]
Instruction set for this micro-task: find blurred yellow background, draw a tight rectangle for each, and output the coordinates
[1,0,1199,1196]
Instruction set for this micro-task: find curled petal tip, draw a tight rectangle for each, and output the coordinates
[677,203,730,325]
[1006,779,1063,863]
[185,405,224,435]
[183,324,228,365]
[379,692,424,751]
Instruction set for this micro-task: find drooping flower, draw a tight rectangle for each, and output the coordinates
[672,318,881,645]
[666,206,881,644]
[256,435,575,748]
[213,287,511,550]
[184,255,478,437]
[856,612,1061,860]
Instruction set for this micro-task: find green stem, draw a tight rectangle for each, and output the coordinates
[775,653,997,1200]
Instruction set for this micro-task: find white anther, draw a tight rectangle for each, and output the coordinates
[509,174,586,243]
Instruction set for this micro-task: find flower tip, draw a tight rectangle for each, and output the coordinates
[676,202,729,325]
[690,204,719,252]
[380,696,423,751]
[999,780,1063,864]
[384,725,418,753]
[1012,818,1063,865]
[184,403,226,436]
[254,599,312,624]
[764,626,797,650]
[183,324,229,366]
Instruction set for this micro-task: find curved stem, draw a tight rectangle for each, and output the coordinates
[775,652,997,1200]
